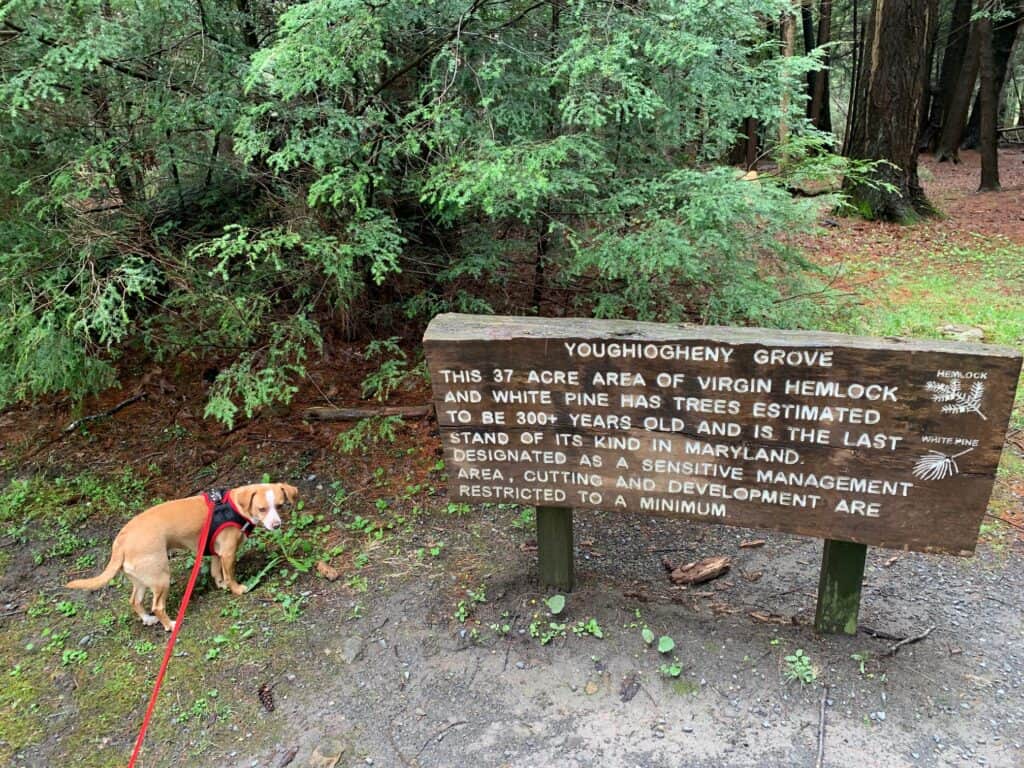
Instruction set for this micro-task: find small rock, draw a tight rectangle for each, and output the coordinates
[877,711,886,721]
[515,661,525,670]
[340,636,365,664]
[584,680,600,696]
[682,725,694,733]
[307,740,345,768]
[415,707,426,718]
[937,324,985,343]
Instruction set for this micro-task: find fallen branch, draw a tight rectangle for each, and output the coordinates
[883,624,935,657]
[985,512,1024,534]
[63,392,147,434]
[416,720,468,759]
[303,405,432,421]
[663,555,731,585]
[749,611,797,626]
[816,684,830,768]
[859,626,905,642]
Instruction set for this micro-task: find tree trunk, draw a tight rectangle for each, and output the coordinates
[922,0,974,152]
[916,4,941,149]
[962,3,1022,149]
[843,0,939,222]
[801,0,817,103]
[810,0,833,131]
[978,11,1000,190]
[534,0,561,312]
[935,16,982,162]
[780,6,797,147]
[843,0,863,153]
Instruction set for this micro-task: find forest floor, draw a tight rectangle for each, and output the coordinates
[1,149,1023,768]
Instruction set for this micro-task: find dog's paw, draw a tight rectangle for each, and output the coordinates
[230,583,249,595]
[141,614,159,626]
[164,620,175,632]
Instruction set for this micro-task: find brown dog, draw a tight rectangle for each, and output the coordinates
[66,483,299,631]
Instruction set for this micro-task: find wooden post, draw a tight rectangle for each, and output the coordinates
[814,539,867,635]
[536,506,574,592]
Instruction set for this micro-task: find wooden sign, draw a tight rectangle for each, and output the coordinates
[424,314,1021,556]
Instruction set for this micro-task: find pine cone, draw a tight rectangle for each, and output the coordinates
[258,683,275,712]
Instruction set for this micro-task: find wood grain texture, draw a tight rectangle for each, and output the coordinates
[814,539,868,635]
[424,314,1022,555]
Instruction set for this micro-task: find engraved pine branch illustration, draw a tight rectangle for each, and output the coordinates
[912,448,974,481]
[925,379,987,420]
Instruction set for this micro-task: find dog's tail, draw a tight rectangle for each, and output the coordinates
[66,542,124,590]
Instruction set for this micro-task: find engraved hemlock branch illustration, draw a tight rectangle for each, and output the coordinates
[912,448,975,481]
[925,379,987,420]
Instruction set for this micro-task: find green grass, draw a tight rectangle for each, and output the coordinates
[834,245,1024,346]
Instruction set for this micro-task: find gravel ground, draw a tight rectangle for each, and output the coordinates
[214,503,1024,768]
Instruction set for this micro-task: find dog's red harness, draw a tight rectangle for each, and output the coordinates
[201,489,254,556]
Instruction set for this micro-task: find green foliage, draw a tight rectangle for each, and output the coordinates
[359,338,428,402]
[0,0,854,417]
[783,649,818,684]
[572,618,604,638]
[660,661,684,678]
[545,594,566,616]
[336,416,404,455]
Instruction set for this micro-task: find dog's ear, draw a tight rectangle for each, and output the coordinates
[278,483,299,505]
[232,486,261,518]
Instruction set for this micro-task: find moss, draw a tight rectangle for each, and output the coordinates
[0,670,48,762]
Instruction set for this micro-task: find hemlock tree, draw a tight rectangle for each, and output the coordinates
[0,0,848,425]
[977,7,1000,189]
[843,0,939,221]
[921,0,975,151]
[963,0,1023,149]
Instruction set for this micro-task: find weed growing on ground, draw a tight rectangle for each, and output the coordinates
[572,618,604,638]
[660,661,683,678]
[784,649,818,684]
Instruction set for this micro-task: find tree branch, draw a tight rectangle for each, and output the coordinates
[2,20,202,96]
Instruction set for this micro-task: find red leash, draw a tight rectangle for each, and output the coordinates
[127,508,213,768]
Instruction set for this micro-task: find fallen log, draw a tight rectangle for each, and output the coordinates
[303,405,432,421]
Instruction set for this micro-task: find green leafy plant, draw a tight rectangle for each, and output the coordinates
[657,636,675,654]
[529,620,567,646]
[61,649,88,667]
[851,651,872,676]
[545,594,566,616]
[660,662,683,678]
[336,416,404,455]
[360,338,426,401]
[572,618,604,639]
[784,649,818,684]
